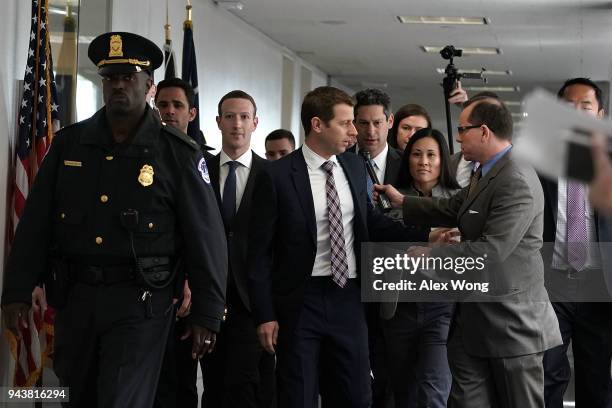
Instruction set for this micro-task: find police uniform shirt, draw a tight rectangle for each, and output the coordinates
[2,106,228,331]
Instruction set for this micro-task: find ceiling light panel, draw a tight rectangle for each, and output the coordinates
[435,68,512,76]
[464,86,520,92]
[398,16,489,25]
[422,46,501,55]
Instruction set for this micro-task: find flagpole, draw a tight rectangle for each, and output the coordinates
[162,0,176,79]
[185,0,193,29]
[181,0,204,143]
[164,0,171,41]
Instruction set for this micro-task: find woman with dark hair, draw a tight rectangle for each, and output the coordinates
[395,127,461,196]
[381,128,460,408]
[387,104,431,151]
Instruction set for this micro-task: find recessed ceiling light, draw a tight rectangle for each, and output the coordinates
[360,81,388,89]
[398,16,489,25]
[502,101,523,106]
[511,112,529,118]
[296,51,316,57]
[464,85,520,92]
[435,68,511,76]
[214,1,244,11]
[320,20,347,25]
[422,46,501,55]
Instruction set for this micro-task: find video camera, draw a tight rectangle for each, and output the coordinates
[439,45,487,153]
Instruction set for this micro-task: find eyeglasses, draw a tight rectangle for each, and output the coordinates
[457,124,482,134]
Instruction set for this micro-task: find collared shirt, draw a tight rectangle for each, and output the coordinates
[219,149,252,211]
[455,155,475,188]
[552,178,600,270]
[358,143,388,183]
[481,145,512,177]
[302,143,357,278]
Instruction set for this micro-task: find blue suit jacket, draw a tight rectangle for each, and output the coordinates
[247,147,427,327]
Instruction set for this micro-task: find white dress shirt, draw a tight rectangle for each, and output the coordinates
[302,143,357,278]
[219,149,253,211]
[358,144,388,183]
[455,155,474,188]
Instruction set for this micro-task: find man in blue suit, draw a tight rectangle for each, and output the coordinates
[248,86,429,407]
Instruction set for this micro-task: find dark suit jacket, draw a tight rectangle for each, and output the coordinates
[247,148,427,330]
[348,144,402,185]
[539,177,612,299]
[539,177,601,243]
[597,216,612,296]
[207,151,267,312]
[383,146,402,185]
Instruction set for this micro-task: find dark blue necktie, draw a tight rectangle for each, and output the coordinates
[222,161,238,225]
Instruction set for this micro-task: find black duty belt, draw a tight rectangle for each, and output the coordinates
[68,264,136,285]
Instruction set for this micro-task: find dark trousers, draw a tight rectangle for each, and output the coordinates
[201,293,276,408]
[54,282,173,408]
[156,287,275,408]
[154,316,199,408]
[276,278,371,408]
[544,301,612,408]
[381,302,453,408]
[367,303,393,408]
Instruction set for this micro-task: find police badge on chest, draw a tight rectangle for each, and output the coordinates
[138,164,154,187]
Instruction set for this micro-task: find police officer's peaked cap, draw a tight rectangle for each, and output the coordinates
[88,32,163,75]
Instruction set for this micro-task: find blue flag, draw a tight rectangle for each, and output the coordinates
[182,19,205,145]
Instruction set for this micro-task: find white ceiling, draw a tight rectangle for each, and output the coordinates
[225,0,612,129]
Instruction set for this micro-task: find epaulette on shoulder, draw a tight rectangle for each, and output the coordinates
[161,123,199,151]
[56,117,89,135]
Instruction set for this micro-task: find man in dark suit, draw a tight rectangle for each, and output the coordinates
[153,78,220,408]
[590,134,612,303]
[248,86,429,407]
[265,129,295,161]
[353,88,402,185]
[541,78,612,408]
[378,98,562,407]
[352,88,401,407]
[198,90,274,407]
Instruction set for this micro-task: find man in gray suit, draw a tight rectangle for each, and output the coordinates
[376,99,562,407]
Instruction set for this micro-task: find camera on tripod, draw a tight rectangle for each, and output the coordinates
[439,45,487,153]
[440,45,462,60]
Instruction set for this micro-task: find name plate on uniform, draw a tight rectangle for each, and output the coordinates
[64,160,82,167]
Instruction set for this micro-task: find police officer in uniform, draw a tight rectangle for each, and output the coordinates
[1,32,227,408]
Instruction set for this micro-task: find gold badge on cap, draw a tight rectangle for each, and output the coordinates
[109,34,123,58]
[138,164,154,187]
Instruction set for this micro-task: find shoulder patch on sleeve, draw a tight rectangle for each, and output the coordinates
[162,124,199,151]
[198,157,211,184]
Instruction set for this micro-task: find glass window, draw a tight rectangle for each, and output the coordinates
[49,0,109,126]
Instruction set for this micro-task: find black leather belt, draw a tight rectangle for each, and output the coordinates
[69,264,136,285]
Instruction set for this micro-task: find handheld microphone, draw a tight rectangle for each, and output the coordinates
[359,150,392,212]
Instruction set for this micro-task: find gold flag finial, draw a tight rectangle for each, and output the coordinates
[184,1,193,29]
[164,23,172,41]
[164,0,171,43]
[165,0,172,40]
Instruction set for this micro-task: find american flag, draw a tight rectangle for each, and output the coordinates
[6,0,59,388]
